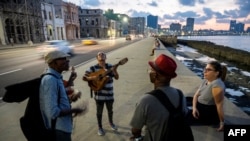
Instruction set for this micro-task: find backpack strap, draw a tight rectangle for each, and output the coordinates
[148,89,194,141]
[147,89,183,140]
[148,89,183,113]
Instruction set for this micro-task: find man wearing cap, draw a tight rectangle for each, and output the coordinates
[129,54,189,141]
[40,50,84,141]
[82,52,119,136]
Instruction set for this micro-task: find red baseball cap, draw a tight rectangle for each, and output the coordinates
[148,54,177,78]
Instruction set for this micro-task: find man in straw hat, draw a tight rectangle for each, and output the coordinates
[39,50,84,141]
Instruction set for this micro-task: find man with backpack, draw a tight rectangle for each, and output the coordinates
[129,54,194,141]
[39,50,84,141]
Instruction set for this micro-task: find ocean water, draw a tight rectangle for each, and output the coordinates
[178,35,250,52]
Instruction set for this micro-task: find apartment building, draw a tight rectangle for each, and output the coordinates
[0,0,44,45]
[42,0,66,41]
[78,8,108,38]
[63,2,80,40]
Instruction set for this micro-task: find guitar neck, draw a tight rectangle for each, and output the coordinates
[67,67,76,87]
[67,73,74,86]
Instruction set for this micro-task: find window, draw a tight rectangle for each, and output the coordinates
[85,19,89,25]
[43,10,47,19]
[49,12,52,20]
[96,18,99,25]
[49,29,52,36]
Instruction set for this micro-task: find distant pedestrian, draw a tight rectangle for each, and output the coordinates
[10,38,14,46]
[150,39,160,56]
[188,61,227,131]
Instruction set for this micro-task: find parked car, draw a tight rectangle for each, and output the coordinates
[125,35,131,40]
[82,37,98,45]
[37,40,75,57]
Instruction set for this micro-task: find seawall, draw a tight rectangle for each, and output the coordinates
[177,39,250,71]
[158,35,177,47]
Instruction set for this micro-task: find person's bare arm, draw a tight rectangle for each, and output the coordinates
[212,87,224,131]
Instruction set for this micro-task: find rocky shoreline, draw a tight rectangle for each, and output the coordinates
[177,39,250,71]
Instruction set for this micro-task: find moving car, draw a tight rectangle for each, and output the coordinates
[82,37,98,45]
[125,35,131,40]
[37,40,75,57]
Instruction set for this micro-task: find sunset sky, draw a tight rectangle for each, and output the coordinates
[65,0,250,31]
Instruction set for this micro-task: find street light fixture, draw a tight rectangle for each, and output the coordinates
[121,17,128,35]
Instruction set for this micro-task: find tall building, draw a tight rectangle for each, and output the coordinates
[229,20,237,32]
[186,18,194,32]
[170,23,182,35]
[235,22,245,33]
[129,17,145,35]
[229,20,245,33]
[147,15,158,29]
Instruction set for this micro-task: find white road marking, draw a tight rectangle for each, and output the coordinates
[0,69,22,76]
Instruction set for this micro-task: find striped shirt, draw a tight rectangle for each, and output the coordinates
[85,63,115,101]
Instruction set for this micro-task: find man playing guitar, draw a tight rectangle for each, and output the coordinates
[82,52,119,136]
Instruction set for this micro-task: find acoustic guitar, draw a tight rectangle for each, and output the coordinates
[86,57,128,91]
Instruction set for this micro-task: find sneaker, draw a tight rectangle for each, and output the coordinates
[110,123,118,130]
[98,128,105,136]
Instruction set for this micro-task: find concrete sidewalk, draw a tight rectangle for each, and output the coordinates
[0,37,250,141]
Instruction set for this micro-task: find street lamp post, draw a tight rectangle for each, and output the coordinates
[122,17,128,35]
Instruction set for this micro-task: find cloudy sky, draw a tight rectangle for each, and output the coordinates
[65,0,250,30]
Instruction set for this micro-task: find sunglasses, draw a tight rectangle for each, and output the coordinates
[55,57,68,61]
[203,68,215,72]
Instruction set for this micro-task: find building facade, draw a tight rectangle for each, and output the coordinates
[229,20,237,32]
[229,20,245,33]
[147,15,158,29]
[41,2,66,41]
[63,2,80,40]
[129,17,145,35]
[0,0,44,46]
[170,23,182,35]
[42,0,66,41]
[186,17,194,32]
[117,14,129,36]
[78,8,108,38]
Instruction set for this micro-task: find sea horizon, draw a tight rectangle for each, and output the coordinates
[177,35,250,53]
